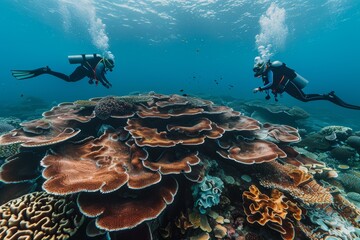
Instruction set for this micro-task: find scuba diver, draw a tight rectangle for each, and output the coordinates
[252,58,360,110]
[11,54,114,89]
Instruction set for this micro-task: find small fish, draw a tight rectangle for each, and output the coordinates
[20,94,24,97]
[182,94,188,97]
[179,89,184,92]
[228,85,234,88]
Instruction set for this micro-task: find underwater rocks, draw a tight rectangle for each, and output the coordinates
[295,132,332,152]
[347,136,360,152]
[320,125,353,141]
[295,125,359,156]
[225,99,310,128]
[331,146,357,162]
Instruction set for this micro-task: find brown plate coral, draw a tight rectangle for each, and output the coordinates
[0,93,354,239]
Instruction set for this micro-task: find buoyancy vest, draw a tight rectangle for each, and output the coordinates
[262,61,297,94]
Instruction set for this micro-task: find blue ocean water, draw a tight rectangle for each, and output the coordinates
[1,0,360,127]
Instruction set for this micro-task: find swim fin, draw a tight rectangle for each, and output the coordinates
[327,91,360,110]
[11,66,50,80]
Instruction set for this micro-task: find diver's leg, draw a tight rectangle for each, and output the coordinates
[286,82,360,110]
[285,81,330,102]
[285,81,314,102]
[326,92,360,110]
[47,66,86,82]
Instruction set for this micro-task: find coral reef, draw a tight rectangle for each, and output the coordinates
[0,143,20,158]
[337,172,360,193]
[235,100,309,127]
[0,93,358,239]
[257,161,333,205]
[242,185,302,240]
[0,93,300,238]
[0,122,15,135]
[192,175,224,214]
[305,207,360,239]
[320,126,353,141]
[0,191,84,240]
[94,96,135,120]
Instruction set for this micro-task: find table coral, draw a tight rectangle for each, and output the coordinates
[0,93,302,237]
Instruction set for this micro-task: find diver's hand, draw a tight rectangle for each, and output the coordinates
[98,79,111,88]
[253,87,261,93]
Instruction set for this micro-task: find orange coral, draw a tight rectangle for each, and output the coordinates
[288,169,312,187]
[257,161,333,205]
[242,185,302,240]
[175,211,194,234]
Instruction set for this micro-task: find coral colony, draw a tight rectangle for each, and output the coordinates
[1,93,360,239]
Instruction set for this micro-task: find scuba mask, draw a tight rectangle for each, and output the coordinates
[253,62,265,77]
[103,58,115,72]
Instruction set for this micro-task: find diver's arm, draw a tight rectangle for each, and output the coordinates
[95,62,112,88]
[260,70,273,90]
[253,70,273,93]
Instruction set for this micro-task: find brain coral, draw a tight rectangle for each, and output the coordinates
[94,96,134,120]
[0,93,304,237]
[0,191,84,240]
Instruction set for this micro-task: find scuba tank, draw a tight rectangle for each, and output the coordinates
[292,73,309,89]
[271,60,308,89]
[68,54,102,64]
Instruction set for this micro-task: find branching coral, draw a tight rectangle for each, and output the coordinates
[0,143,20,158]
[305,207,360,239]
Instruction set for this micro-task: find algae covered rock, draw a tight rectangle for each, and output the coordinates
[320,126,353,141]
[296,132,332,152]
[346,136,360,152]
[330,146,357,162]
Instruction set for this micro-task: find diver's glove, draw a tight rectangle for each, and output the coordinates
[99,78,112,89]
[253,87,262,93]
[100,80,111,89]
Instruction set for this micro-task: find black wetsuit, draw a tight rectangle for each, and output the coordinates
[46,57,112,88]
[259,62,360,110]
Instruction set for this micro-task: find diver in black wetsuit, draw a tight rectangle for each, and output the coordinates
[252,59,360,110]
[11,54,114,89]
